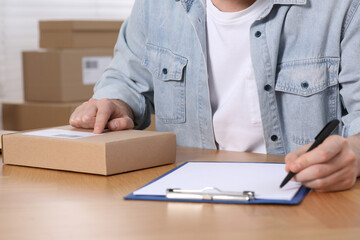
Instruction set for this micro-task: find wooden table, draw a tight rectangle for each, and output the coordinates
[0,147,359,240]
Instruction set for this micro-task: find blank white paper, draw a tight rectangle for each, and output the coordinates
[134,162,302,201]
[22,129,100,139]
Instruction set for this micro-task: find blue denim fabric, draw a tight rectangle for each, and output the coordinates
[93,0,360,155]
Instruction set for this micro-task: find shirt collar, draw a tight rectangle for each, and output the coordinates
[272,0,307,5]
[180,0,307,13]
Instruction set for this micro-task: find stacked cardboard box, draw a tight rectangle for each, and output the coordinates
[2,102,80,131]
[1,21,164,175]
[2,20,123,131]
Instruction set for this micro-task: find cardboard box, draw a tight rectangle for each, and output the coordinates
[0,130,15,152]
[23,49,113,102]
[2,102,81,131]
[39,20,123,49]
[2,126,176,175]
[145,114,156,131]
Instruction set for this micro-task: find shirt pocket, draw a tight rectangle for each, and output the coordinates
[142,43,188,124]
[274,58,340,149]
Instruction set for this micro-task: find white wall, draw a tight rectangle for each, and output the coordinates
[0,0,135,129]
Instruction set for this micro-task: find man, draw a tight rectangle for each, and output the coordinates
[70,0,360,192]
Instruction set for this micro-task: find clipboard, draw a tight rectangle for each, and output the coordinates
[125,162,310,205]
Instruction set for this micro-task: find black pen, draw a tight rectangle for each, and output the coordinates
[280,119,340,188]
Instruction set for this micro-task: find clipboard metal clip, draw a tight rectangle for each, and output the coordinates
[166,187,255,202]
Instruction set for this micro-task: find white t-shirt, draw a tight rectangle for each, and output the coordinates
[206,0,269,153]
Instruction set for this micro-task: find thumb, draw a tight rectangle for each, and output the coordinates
[108,117,134,131]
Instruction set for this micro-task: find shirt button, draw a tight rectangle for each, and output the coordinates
[301,81,309,89]
[264,84,272,91]
[255,31,262,38]
[162,68,168,74]
[271,135,278,141]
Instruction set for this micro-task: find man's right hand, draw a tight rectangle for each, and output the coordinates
[69,98,135,134]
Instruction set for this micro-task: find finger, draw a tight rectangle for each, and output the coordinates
[69,110,80,127]
[94,108,112,134]
[288,135,345,173]
[79,115,97,129]
[301,164,357,192]
[108,117,134,131]
[69,105,84,127]
[284,143,312,171]
[294,152,345,182]
[69,102,97,128]
[295,142,356,182]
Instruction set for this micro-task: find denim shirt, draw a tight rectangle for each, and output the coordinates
[93,0,360,155]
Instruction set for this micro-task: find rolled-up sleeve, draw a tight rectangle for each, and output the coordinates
[339,2,360,137]
[93,0,154,129]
